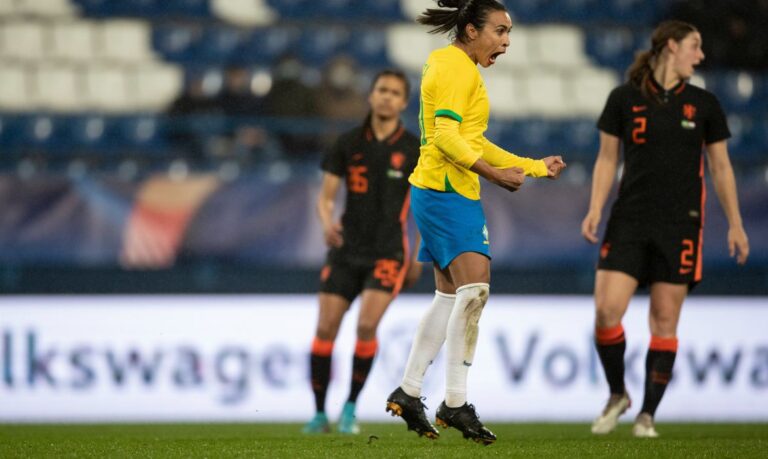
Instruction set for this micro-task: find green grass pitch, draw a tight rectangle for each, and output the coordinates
[1,422,766,458]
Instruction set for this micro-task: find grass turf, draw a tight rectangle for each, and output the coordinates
[1,423,766,458]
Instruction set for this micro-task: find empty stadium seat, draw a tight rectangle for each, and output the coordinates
[16,0,78,17]
[0,0,15,17]
[568,69,619,115]
[83,66,132,112]
[493,27,532,69]
[483,73,528,119]
[346,29,389,67]
[152,23,200,63]
[117,115,167,149]
[704,72,765,112]
[0,65,32,112]
[211,0,277,26]
[0,21,46,61]
[49,20,98,62]
[32,65,85,112]
[524,73,567,117]
[561,118,599,159]
[194,26,247,65]
[299,27,351,66]
[530,25,589,68]
[244,27,300,65]
[67,115,114,150]
[98,20,155,62]
[585,26,635,71]
[133,64,183,111]
[386,24,442,72]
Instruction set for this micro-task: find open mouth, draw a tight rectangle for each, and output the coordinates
[489,51,504,64]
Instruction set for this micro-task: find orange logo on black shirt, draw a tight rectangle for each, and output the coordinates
[390,152,405,170]
[600,242,611,259]
[683,104,696,120]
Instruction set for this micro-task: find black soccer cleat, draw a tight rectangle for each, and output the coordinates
[385,387,440,439]
[435,401,497,445]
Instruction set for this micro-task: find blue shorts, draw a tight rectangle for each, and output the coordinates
[410,185,490,270]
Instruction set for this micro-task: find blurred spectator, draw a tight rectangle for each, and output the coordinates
[212,65,280,162]
[168,74,221,161]
[315,55,369,121]
[666,0,768,70]
[262,55,322,157]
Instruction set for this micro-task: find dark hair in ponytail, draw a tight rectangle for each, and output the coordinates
[627,20,698,101]
[417,0,507,43]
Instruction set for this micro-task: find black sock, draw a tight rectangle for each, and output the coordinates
[640,336,678,417]
[348,339,377,403]
[310,337,333,414]
[595,324,627,395]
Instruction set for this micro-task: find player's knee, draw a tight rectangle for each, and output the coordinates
[315,323,339,341]
[356,321,378,341]
[456,283,489,322]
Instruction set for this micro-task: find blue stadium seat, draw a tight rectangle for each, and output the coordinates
[552,0,606,22]
[316,0,356,19]
[607,0,656,24]
[298,27,351,66]
[704,72,764,113]
[152,24,200,63]
[505,0,547,22]
[562,119,599,160]
[117,116,168,152]
[726,114,762,162]
[0,115,23,149]
[585,27,636,71]
[244,27,301,65]
[195,26,248,65]
[266,0,312,19]
[362,0,403,21]
[21,116,65,152]
[346,29,389,67]
[164,0,211,18]
[67,116,115,151]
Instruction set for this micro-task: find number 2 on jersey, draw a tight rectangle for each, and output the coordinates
[679,239,695,274]
[632,117,647,144]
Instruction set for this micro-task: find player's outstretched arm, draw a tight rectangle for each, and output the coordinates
[481,138,565,178]
[705,140,749,265]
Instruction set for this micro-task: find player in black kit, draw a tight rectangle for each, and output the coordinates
[581,21,750,437]
[303,69,422,435]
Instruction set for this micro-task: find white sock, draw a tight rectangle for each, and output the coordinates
[400,290,455,397]
[445,283,489,408]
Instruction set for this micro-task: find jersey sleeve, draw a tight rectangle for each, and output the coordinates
[596,87,623,137]
[481,138,549,177]
[433,64,472,123]
[320,136,346,177]
[704,93,731,145]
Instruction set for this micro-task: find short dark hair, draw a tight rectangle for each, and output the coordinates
[417,0,507,43]
[370,69,411,97]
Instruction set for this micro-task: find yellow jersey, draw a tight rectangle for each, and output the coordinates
[409,45,548,200]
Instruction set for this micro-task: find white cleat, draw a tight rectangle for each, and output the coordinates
[591,392,631,434]
[632,412,659,438]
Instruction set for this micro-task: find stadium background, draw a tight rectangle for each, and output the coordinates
[0,0,766,424]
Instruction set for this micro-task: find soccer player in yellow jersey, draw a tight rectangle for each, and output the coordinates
[386,0,565,444]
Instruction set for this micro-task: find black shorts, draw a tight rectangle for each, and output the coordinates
[319,256,406,303]
[597,218,702,289]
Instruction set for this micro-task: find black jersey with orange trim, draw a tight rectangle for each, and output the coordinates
[597,79,730,225]
[321,122,420,264]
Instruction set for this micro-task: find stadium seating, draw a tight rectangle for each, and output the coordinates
[0,0,763,171]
